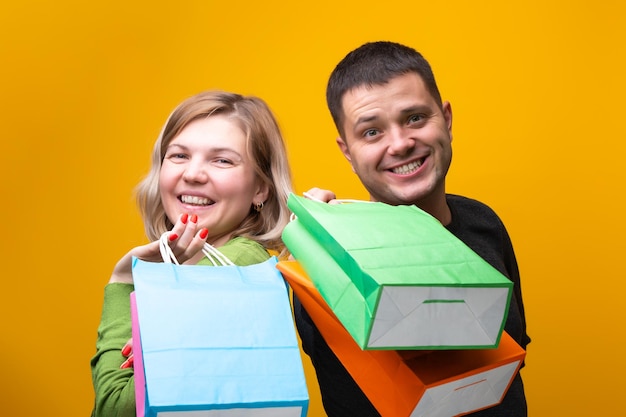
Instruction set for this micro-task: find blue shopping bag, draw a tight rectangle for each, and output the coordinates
[132,253,309,417]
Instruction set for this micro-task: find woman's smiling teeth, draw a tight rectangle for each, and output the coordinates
[392,160,422,175]
[180,195,214,206]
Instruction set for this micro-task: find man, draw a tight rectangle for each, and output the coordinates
[294,41,530,416]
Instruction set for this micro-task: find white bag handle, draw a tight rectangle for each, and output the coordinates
[302,191,367,205]
[201,241,235,266]
[159,232,234,266]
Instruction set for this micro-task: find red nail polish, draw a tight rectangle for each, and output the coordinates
[168,233,178,242]
[199,228,208,239]
[122,345,131,356]
[181,213,189,224]
[191,214,198,223]
[120,360,129,369]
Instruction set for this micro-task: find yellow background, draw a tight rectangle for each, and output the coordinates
[1,1,624,415]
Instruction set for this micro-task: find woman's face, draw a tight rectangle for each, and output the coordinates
[159,115,268,247]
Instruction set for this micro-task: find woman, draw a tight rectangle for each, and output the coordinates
[90,90,293,417]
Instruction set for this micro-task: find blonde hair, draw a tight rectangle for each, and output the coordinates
[135,90,293,254]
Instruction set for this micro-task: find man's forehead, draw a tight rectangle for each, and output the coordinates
[342,76,433,118]
[344,72,429,99]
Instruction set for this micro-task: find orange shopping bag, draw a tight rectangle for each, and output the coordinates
[277,261,525,417]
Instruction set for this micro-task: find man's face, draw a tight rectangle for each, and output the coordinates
[337,72,453,207]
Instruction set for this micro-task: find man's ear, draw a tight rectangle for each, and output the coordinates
[335,136,356,172]
[442,101,453,141]
[336,136,352,163]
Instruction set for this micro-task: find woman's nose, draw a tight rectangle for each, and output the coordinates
[182,161,209,183]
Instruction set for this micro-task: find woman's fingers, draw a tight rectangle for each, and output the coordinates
[109,214,208,283]
[167,213,210,263]
[120,354,134,369]
[120,337,134,369]
[121,338,133,357]
[109,241,161,284]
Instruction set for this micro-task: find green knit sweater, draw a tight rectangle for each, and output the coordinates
[90,237,270,417]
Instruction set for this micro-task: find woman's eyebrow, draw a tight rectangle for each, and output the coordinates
[165,143,188,151]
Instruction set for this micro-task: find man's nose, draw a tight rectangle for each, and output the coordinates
[387,126,415,155]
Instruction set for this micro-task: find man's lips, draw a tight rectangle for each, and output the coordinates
[389,157,425,175]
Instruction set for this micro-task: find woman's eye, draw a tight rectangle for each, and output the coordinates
[214,158,233,165]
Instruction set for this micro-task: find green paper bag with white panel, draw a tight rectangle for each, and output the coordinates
[282,194,512,350]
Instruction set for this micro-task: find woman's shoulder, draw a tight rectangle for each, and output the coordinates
[217,236,271,266]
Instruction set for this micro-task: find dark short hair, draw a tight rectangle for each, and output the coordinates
[326,41,443,137]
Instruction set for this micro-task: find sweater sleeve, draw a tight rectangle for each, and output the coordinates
[91,237,269,416]
[90,283,137,417]
[500,224,531,351]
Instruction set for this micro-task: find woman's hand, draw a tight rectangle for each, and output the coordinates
[109,213,209,284]
[120,338,134,369]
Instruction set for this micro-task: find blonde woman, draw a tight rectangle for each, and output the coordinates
[90,91,293,417]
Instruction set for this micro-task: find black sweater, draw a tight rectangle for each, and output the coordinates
[293,194,530,416]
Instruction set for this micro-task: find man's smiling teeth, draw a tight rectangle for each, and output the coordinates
[181,195,212,206]
[392,160,422,175]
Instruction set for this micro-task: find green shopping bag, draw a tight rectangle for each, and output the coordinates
[282,194,513,350]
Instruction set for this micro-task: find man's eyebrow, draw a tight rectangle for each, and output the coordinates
[354,105,431,127]
[399,104,429,114]
[354,114,379,128]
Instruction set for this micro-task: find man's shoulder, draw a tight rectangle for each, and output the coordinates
[446,193,494,211]
[445,193,503,224]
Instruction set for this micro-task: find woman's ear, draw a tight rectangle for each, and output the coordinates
[254,181,270,205]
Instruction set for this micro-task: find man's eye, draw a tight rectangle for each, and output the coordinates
[408,114,423,124]
[364,129,378,137]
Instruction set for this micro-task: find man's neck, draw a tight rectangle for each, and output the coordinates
[417,194,452,226]
[372,192,451,226]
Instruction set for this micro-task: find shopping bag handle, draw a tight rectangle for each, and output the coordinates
[159,232,234,266]
[302,191,368,205]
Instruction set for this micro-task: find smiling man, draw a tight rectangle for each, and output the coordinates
[294,41,531,416]
[337,70,453,223]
